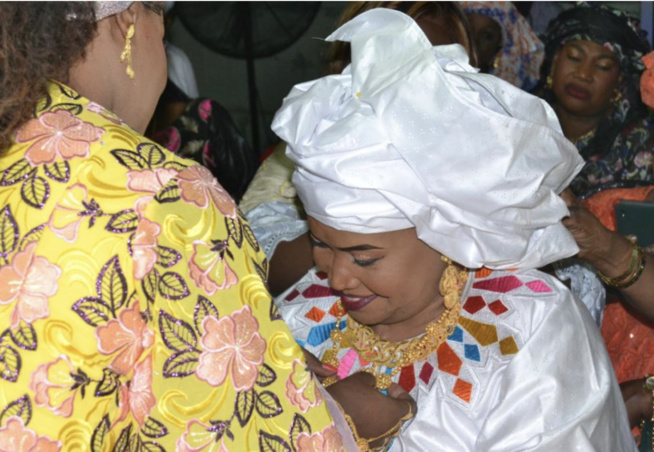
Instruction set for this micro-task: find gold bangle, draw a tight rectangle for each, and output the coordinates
[336,400,414,451]
[597,241,646,289]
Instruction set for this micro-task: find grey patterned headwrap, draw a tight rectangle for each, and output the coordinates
[95,2,133,21]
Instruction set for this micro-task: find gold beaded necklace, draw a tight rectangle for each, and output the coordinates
[322,258,468,390]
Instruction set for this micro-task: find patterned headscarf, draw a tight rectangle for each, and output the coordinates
[95,2,133,21]
[461,1,544,92]
[273,9,583,270]
[542,2,650,155]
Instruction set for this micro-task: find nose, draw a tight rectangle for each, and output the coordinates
[325,253,359,293]
[573,61,594,82]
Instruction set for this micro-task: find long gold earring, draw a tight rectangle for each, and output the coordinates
[120,24,135,80]
[439,255,468,310]
[611,89,622,105]
[546,74,553,89]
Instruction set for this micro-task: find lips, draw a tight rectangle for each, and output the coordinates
[339,293,377,311]
[565,83,591,100]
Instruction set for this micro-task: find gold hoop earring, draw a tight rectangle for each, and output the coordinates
[120,24,135,80]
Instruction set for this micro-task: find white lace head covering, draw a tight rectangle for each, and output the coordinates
[272,8,584,270]
[95,2,133,21]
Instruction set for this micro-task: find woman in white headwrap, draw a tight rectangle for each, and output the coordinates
[272,8,636,451]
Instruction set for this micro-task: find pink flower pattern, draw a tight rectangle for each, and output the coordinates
[0,242,61,328]
[196,306,266,391]
[48,184,97,242]
[188,240,238,296]
[131,218,161,280]
[95,300,154,375]
[177,165,237,218]
[0,417,61,452]
[286,359,323,412]
[126,168,179,216]
[116,356,156,426]
[15,109,104,165]
[176,420,230,452]
[29,356,78,417]
[296,425,344,452]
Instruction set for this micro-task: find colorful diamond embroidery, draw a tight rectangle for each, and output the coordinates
[463,295,486,314]
[328,302,342,318]
[525,280,552,293]
[448,326,464,343]
[285,289,300,302]
[458,317,499,346]
[464,344,481,362]
[453,378,473,403]
[302,284,335,298]
[499,336,519,355]
[488,299,508,315]
[315,271,328,280]
[419,362,434,384]
[306,322,337,346]
[399,365,415,392]
[437,342,462,376]
[472,275,522,293]
[305,306,326,323]
[475,268,493,279]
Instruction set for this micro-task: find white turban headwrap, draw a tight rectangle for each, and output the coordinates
[272,8,584,270]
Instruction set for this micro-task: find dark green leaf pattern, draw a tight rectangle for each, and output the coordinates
[95,368,120,397]
[10,323,37,351]
[193,296,218,335]
[21,173,49,208]
[163,161,188,172]
[259,431,291,452]
[43,160,70,183]
[0,206,18,259]
[156,246,181,268]
[0,394,32,427]
[106,209,138,233]
[137,143,165,167]
[163,349,198,378]
[51,103,83,116]
[142,269,159,304]
[158,272,189,300]
[19,224,45,252]
[243,223,260,252]
[255,391,283,418]
[290,414,311,452]
[111,149,148,170]
[225,216,243,247]
[255,364,276,388]
[114,425,132,451]
[141,416,169,439]
[159,310,197,351]
[72,297,113,327]
[0,159,33,186]
[154,183,180,204]
[0,345,20,382]
[99,256,127,313]
[90,414,110,452]
[236,389,255,427]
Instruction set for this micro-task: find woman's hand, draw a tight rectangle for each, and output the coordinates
[620,378,653,428]
[326,372,417,448]
[302,347,337,382]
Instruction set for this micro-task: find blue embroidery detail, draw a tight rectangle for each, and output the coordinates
[448,326,464,342]
[306,322,338,346]
[464,343,481,362]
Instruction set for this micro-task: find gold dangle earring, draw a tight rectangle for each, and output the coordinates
[611,89,622,105]
[120,24,135,80]
[439,255,468,310]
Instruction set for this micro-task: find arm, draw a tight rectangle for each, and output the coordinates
[561,189,654,320]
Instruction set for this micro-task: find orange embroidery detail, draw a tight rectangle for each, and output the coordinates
[305,307,326,323]
[475,268,493,278]
[453,378,473,403]
[328,302,343,318]
[437,342,462,376]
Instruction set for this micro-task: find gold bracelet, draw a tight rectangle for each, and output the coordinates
[597,241,646,289]
[337,400,414,451]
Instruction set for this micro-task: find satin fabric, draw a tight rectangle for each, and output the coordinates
[272,9,583,270]
[277,267,636,451]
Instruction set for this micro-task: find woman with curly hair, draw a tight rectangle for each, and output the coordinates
[0,2,414,449]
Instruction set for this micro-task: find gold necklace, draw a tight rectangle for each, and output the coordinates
[571,128,596,146]
[322,258,467,390]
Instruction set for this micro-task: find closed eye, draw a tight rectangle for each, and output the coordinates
[353,257,381,267]
[309,235,328,248]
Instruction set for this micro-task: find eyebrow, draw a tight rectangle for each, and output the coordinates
[569,43,617,61]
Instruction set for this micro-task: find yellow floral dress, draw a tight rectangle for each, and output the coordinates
[0,82,340,451]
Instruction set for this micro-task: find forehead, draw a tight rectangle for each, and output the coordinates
[308,217,417,247]
[562,39,617,59]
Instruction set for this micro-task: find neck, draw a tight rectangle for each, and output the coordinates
[554,103,603,142]
[370,296,447,342]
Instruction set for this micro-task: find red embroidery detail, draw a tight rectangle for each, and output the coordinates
[302,284,335,298]
[419,362,434,384]
[285,289,299,302]
[315,271,328,280]
[437,342,462,376]
[304,307,326,323]
[463,296,486,314]
[453,378,473,403]
[472,275,522,293]
[399,365,415,392]
[525,280,552,293]
[488,299,508,315]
